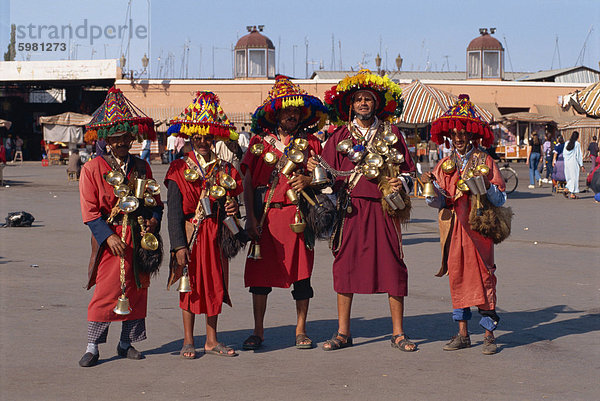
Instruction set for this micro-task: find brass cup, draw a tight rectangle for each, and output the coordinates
[250,143,265,156]
[457,179,469,193]
[145,179,161,195]
[105,170,125,186]
[134,178,148,198]
[286,188,299,205]
[464,177,481,194]
[263,151,278,165]
[200,197,212,216]
[223,216,240,235]
[113,184,130,198]
[347,149,364,163]
[141,233,159,251]
[365,153,384,168]
[362,165,380,179]
[184,168,200,182]
[287,148,305,163]
[441,159,456,174]
[144,193,157,207]
[113,294,131,315]
[280,160,297,177]
[209,185,226,199]
[384,192,406,210]
[475,164,490,176]
[289,210,306,233]
[336,139,353,154]
[293,138,308,151]
[219,172,237,190]
[374,143,389,155]
[119,196,139,213]
[473,175,487,194]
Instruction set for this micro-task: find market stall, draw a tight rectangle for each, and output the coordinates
[496,112,555,160]
[39,112,92,164]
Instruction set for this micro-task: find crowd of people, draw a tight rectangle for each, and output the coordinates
[75,70,596,368]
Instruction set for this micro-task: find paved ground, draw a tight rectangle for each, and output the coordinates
[0,161,598,401]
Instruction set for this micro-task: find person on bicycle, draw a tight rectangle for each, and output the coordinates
[421,95,507,355]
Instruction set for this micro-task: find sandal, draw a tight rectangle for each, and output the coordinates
[391,334,417,352]
[322,332,353,351]
[242,335,263,350]
[295,334,313,349]
[180,343,196,359]
[204,343,238,357]
[570,194,579,199]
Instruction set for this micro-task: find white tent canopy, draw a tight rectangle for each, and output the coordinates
[40,112,92,144]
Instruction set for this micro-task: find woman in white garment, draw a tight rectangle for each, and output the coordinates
[563,131,584,199]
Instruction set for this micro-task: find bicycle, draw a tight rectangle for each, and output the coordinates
[499,163,518,194]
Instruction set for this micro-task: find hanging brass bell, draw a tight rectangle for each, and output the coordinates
[219,172,237,190]
[336,139,353,154]
[311,165,328,185]
[113,294,131,315]
[247,242,262,259]
[289,210,306,233]
[365,153,384,168]
[209,185,226,199]
[422,181,436,198]
[287,148,305,163]
[119,196,139,213]
[113,184,130,198]
[133,178,148,198]
[250,143,265,156]
[184,168,200,182]
[144,193,157,207]
[457,179,470,193]
[475,164,490,176]
[141,233,159,251]
[177,273,192,293]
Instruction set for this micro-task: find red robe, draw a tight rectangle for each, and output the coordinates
[80,156,162,322]
[241,133,322,288]
[164,152,243,316]
[321,124,415,296]
[433,149,505,310]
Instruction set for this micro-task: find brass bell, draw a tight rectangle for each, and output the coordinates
[250,143,265,156]
[293,138,309,151]
[382,130,398,145]
[105,170,125,186]
[141,233,159,251]
[475,164,490,176]
[113,294,131,315]
[362,165,380,179]
[247,242,262,259]
[219,172,237,190]
[177,273,192,293]
[422,181,436,197]
[286,188,299,204]
[311,165,328,185]
[113,184,130,198]
[134,178,148,198]
[441,159,456,174]
[119,196,139,213]
[289,210,306,233]
[336,139,353,154]
[365,153,384,168]
[144,193,157,207]
[209,185,226,199]
[280,160,298,177]
[145,179,161,195]
[184,168,200,182]
[263,151,278,165]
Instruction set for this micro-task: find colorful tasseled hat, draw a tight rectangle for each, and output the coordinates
[85,87,155,142]
[324,69,403,124]
[251,75,328,135]
[430,94,494,147]
[167,91,238,141]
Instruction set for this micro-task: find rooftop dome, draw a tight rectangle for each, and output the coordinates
[235,26,274,50]
[467,32,503,51]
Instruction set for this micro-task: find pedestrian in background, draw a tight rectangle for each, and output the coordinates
[526,132,542,188]
[541,131,553,183]
[140,139,151,163]
[585,135,598,171]
[563,131,584,199]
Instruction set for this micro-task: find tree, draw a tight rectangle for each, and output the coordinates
[4,24,16,61]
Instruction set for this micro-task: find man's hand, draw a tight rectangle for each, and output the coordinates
[225,198,239,215]
[386,176,403,192]
[145,217,159,233]
[306,150,318,173]
[175,248,190,268]
[245,215,261,241]
[288,172,312,192]
[421,172,435,183]
[106,234,126,257]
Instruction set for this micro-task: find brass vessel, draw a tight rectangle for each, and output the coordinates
[184,168,200,182]
[250,143,265,156]
[441,159,456,174]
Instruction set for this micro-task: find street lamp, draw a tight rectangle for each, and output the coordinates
[395,54,403,71]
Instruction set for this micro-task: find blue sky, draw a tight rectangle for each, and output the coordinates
[1,0,599,78]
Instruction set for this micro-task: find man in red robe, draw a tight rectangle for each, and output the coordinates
[78,87,162,367]
[164,91,243,358]
[314,69,417,352]
[422,94,507,355]
[241,75,328,350]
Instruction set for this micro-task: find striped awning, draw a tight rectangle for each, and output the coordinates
[38,112,92,126]
[397,80,493,128]
[570,81,600,118]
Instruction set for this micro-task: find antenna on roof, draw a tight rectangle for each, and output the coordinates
[503,36,515,80]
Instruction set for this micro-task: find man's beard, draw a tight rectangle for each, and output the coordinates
[355,111,374,121]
